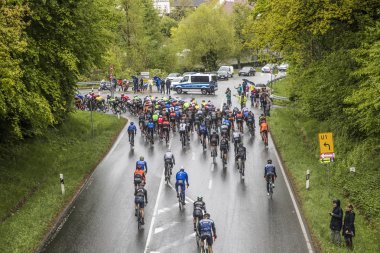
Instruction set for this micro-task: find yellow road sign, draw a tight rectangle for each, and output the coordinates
[318,132,334,154]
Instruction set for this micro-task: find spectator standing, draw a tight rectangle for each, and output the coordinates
[139,78,144,92]
[329,199,343,245]
[165,78,171,95]
[132,76,138,93]
[343,204,355,250]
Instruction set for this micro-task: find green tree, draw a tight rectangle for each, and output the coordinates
[160,15,178,37]
[171,2,235,70]
[232,3,252,68]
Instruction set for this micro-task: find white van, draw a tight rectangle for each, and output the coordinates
[218,66,234,78]
[171,73,218,95]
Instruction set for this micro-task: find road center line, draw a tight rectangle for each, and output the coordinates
[144,166,165,253]
[270,133,314,253]
[167,183,194,203]
[208,179,212,189]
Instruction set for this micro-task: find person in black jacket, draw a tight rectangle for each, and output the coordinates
[329,199,343,245]
[343,204,355,250]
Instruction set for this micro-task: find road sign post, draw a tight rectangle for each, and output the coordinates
[318,132,335,196]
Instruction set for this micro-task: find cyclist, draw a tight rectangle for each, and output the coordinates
[157,115,164,136]
[264,159,277,195]
[235,143,246,165]
[232,130,242,151]
[146,119,155,143]
[134,182,148,224]
[179,120,188,145]
[136,156,148,173]
[193,196,207,231]
[164,149,175,175]
[246,111,255,133]
[162,116,170,140]
[209,131,219,157]
[260,120,269,143]
[198,123,209,147]
[219,135,229,158]
[175,166,189,204]
[127,122,137,143]
[235,110,244,131]
[134,167,146,189]
[198,213,217,250]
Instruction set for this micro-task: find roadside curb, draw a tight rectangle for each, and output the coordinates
[35,117,128,253]
[269,131,318,253]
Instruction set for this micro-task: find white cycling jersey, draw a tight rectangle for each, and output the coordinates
[179,123,187,132]
[233,132,241,139]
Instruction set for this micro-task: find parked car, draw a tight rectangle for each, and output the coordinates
[171,73,218,95]
[217,70,229,80]
[239,66,256,76]
[278,63,289,72]
[218,66,234,77]
[261,64,275,73]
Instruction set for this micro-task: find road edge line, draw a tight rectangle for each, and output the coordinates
[270,132,314,253]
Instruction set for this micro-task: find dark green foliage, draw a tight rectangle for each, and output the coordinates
[0,0,112,141]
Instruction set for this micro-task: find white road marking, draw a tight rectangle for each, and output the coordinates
[144,167,165,253]
[167,183,194,203]
[210,163,214,172]
[270,133,314,253]
[208,179,212,189]
[154,221,179,234]
[154,232,196,252]
[192,152,195,160]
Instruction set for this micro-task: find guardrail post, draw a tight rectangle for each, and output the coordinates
[306,170,310,190]
[60,174,65,195]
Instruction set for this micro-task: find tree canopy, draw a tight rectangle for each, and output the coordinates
[171,2,235,71]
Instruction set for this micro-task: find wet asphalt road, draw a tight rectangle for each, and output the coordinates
[43,72,313,253]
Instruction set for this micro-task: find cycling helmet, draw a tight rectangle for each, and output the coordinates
[267,159,272,164]
[139,182,145,187]
[130,122,134,125]
[212,130,217,134]
[180,166,185,171]
[140,156,144,161]
[204,213,210,218]
[197,196,203,201]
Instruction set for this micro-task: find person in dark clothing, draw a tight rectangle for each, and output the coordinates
[329,199,343,245]
[165,78,171,95]
[343,204,355,250]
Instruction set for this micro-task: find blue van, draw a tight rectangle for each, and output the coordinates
[171,73,218,95]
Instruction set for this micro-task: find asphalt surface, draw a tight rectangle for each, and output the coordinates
[43,72,313,253]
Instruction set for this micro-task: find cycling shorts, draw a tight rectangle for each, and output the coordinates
[135,196,145,208]
[200,234,213,246]
[193,208,204,219]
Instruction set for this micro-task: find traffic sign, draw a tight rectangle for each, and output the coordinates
[318,132,334,154]
[320,153,335,159]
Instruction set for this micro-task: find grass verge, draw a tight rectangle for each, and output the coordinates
[269,108,379,253]
[0,111,127,253]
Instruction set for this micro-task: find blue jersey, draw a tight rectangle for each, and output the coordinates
[198,219,215,236]
[223,120,230,126]
[128,124,137,133]
[147,122,155,129]
[176,171,189,185]
[199,125,208,135]
[136,160,148,171]
[264,164,276,177]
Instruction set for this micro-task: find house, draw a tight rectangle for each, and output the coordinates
[153,0,171,15]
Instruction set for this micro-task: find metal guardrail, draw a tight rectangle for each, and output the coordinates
[271,95,290,101]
